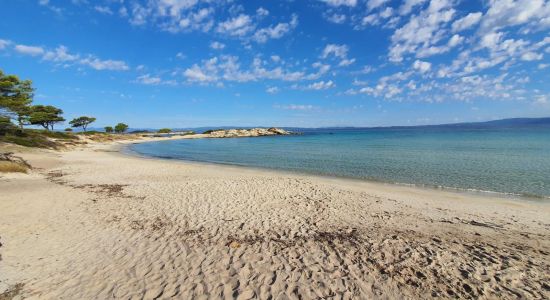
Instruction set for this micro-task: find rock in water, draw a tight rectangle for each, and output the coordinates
[206,128,291,138]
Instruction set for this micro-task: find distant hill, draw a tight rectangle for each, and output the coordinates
[83,117,550,133]
[287,117,550,132]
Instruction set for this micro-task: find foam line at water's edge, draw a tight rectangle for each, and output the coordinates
[122,144,550,202]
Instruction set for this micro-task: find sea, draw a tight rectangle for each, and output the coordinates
[128,127,550,199]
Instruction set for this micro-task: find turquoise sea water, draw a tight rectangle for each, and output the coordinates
[129,128,550,199]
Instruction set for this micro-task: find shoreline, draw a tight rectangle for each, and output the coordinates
[121,139,550,203]
[1,140,549,299]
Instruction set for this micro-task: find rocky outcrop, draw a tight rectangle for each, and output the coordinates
[206,127,291,138]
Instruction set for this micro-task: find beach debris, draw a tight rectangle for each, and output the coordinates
[229,241,241,249]
[73,183,131,198]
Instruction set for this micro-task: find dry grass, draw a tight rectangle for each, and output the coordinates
[0,161,28,173]
[0,283,24,300]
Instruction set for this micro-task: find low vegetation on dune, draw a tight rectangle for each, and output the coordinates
[0,161,28,173]
[0,152,31,173]
[0,128,77,149]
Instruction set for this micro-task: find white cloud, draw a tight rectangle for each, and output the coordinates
[274,104,315,110]
[367,0,390,11]
[136,74,162,85]
[533,94,548,105]
[305,80,336,90]
[124,1,214,33]
[256,7,269,17]
[253,14,298,43]
[339,58,356,66]
[479,0,550,34]
[321,44,349,59]
[389,0,456,62]
[181,55,332,85]
[321,44,356,67]
[43,45,79,62]
[94,5,113,15]
[451,12,482,32]
[0,39,11,49]
[210,41,225,50]
[184,64,218,82]
[520,51,543,61]
[362,7,394,26]
[14,44,44,56]
[325,13,347,24]
[266,86,279,94]
[217,14,254,37]
[320,0,357,7]
[413,60,432,73]
[398,0,428,15]
[447,34,464,47]
[9,40,130,72]
[80,57,130,71]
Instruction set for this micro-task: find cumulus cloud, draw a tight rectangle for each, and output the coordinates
[305,80,336,90]
[217,14,254,37]
[325,13,347,24]
[10,41,129,72]
[367,0,390,11]
[0,39,11,49]
[398,0,428,15]
[274,104,316,110]
[210,41,225,50]
[181,55,333,85]
[94,5,113,15]
[253,14,298,43]
[123,1,214,33]
[80,57,129,71]
[14,44,45,56]
[266,86,279,94]
[478,0,550,34]
[321,44,356,67]
[136,74,162,85]
[43,45,79,62]
[389,0,456,62]
[256,7,269,17]
[320,0,357,7]
[321,44,349,59]
[413,60,432,73]
[520,51,543,61]
[451,12,482,32]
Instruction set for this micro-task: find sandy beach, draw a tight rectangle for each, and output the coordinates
[1,139,549,299]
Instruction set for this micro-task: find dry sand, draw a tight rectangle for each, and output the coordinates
[0,139,549,299]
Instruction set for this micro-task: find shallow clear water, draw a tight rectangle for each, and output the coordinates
[129,128,550,199]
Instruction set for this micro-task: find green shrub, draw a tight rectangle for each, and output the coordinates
[0,117,15,136]
[77,130,107,136]
[0,133,58,148]
[0,129,75,148]
[203,129,223,134]
[158,128,172,133]
[27,129,77,140]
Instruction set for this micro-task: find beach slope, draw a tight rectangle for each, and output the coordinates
[0,141,549,299]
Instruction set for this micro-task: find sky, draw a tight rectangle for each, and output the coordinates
[1,0,549,128]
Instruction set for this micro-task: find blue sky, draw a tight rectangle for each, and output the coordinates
[1,0,549,128]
